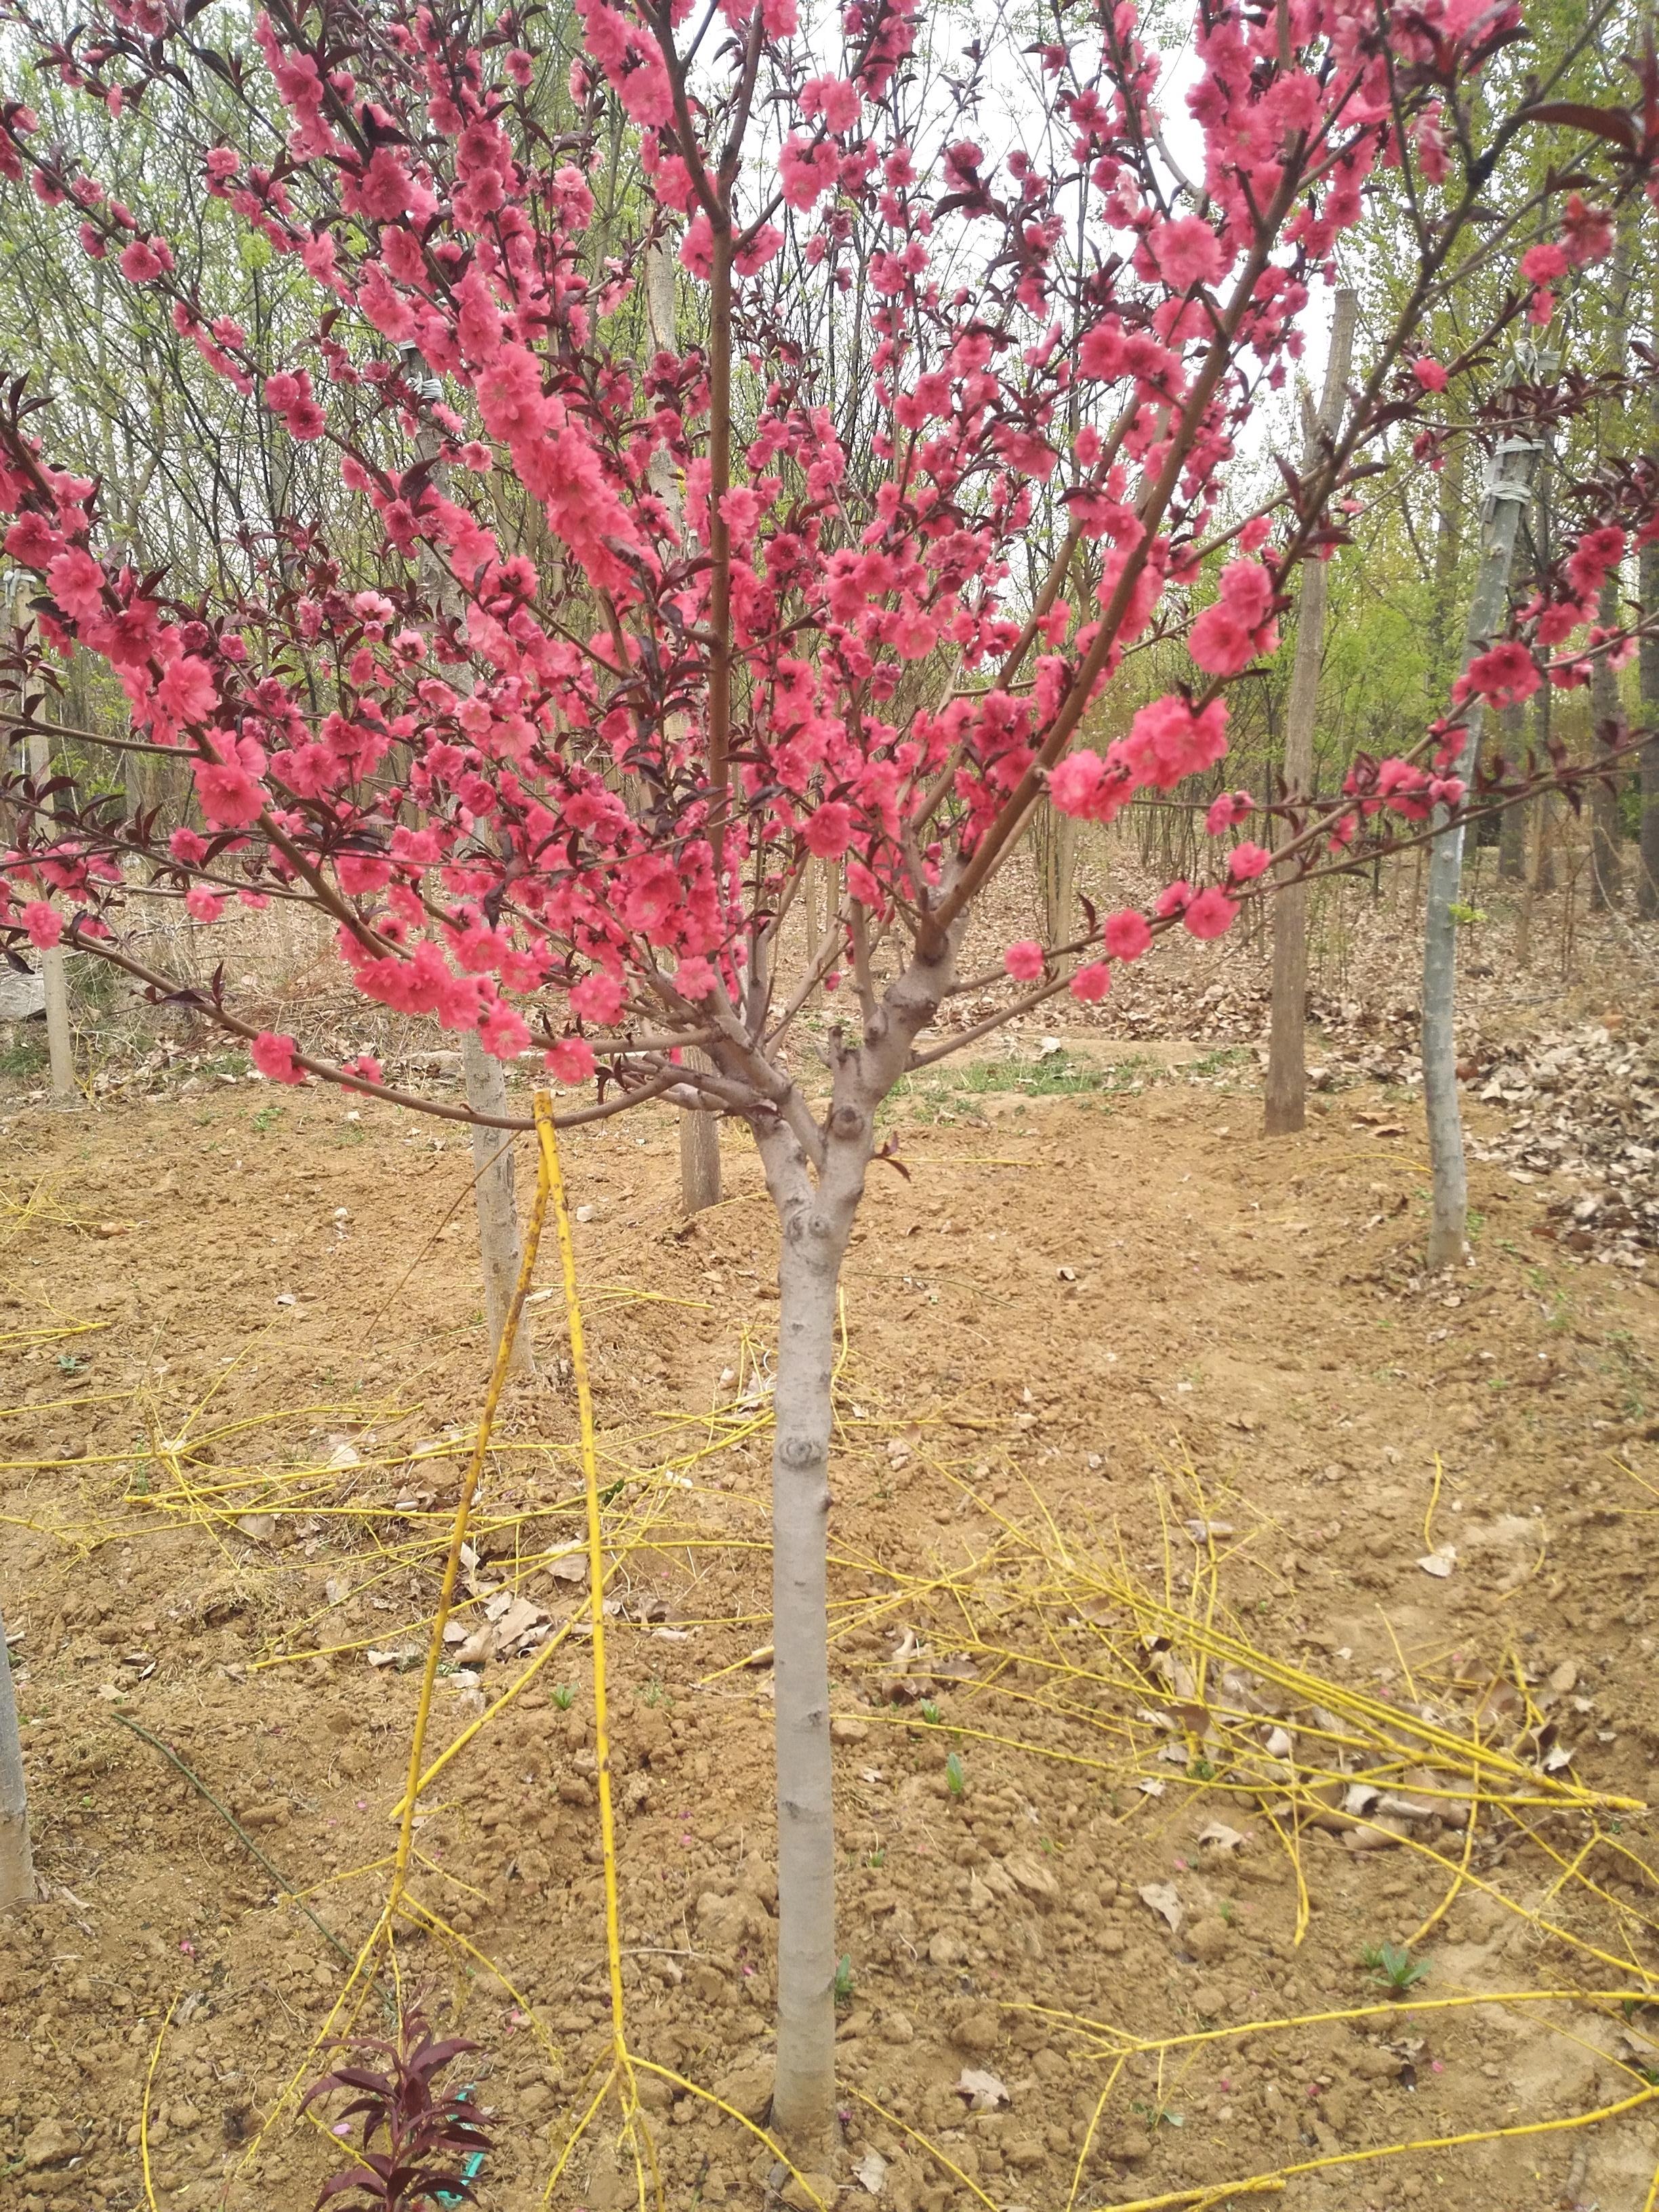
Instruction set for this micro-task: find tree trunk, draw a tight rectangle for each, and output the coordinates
[405,350,535,1337]
[8,587,75,1106]
[1496,703,1527,882]
[1589,215,1633,913]
[1428,433,1467,700]
[1034,806,1077,945]
[748,935,958,2146]
[0,1605,34,1909]
[1588,572,1624,910]
[1264,287,1356,1136]
[1641,534,1659,919]
[644,237,723,1215]
[1424,428,1546,1271]
[678,1062,722,1214]
[464,1034,533,1376]
[762,1178,855,2146]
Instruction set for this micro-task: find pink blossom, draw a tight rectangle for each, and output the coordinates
[5,514,62,567]
[1227,842,1273,882]
[1520,241,1568,285]
[802,75,862,134]
[119,237,169,283]
[1070,961,1111,1003]
[185,885,226,922]
[1183,886,1237,939]
[1120,695,1231,788]
[1561,194,1613,266]
[1190,559,1276,677]
[1153,880,1192,920]
[250,1031,306,1084]
[45,547,106,621]
[1205,790,1254,836]
[1462,639,1539,710]
[570,969,625,1023]
[1148,215,1224,291]
[22,900,61,948]
[1412,357,1448,392]
[779,134,837,211]
[674,956,716,1000]
[1103,909,1152,961]
[1004,940,1044,982]
[546,1036,596,1084]
[155,655,217,724]
[1050,752,1104,817]
[803,801,854,857]
[478,1000,531,1060]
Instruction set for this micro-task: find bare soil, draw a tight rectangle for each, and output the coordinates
[1,1002,1657,2212]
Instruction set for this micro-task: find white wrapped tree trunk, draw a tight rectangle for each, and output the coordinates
[1423,413,1548,1268]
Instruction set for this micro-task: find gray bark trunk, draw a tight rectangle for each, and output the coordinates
[1589,572,1624,910]
[1496,704,1527,882]
[678,1058,722,1214]
[0,1606,34,1908]
[762,1168,854,2146]
[1428,435,1467,701]
[464,1033,533,1376]
[8,589,75,1106]
[644,239,723,1216]
[404,350,534,1351]
[752,935,959,2146]
[1264,289,1356,1136]
[1641,535,1659,921]
[1424,429,1546,1270]
[1589,217,1633,912]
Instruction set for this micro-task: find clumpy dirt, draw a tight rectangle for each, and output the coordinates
[1,1025,1656,2212]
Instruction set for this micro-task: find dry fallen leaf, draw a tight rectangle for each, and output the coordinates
[1139,1881,1184,1932]
[853,2150,889,2196]
[956,2068,1010,2113]
[1417,1547,1457,1578]
[1197,1820,1248,1854]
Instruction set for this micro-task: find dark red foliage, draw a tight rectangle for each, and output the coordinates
[300,2005,491,2212]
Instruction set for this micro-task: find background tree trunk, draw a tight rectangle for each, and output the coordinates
[1496,702,1527,882]
[645,237,723,1216]
[1264,287,1356,1136]
[1589,213,1633,912]
[1424,424,1547,1269]
[9,586,75,1105]
[1428,430,1467,697]
[1639,255,1659,919]
[1034,806,1078,946]
[678,1067,722,1216]
[1641,530,1659,920]
[405,346,536,1347]
[1589,568,1624,911]
[0,1605,35,1908]
[464,1036,533,1376]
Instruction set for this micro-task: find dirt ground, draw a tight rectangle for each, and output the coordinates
[1,988,1657,2212]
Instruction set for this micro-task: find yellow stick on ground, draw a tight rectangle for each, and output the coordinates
[543,1108,629,2072]
[388,1094,554,1916]
[140,1996,178,2212]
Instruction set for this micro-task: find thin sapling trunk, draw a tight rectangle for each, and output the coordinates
[1423,415,1548,1269]
[1264,288,1357,1135]
[0,1605,34,1908]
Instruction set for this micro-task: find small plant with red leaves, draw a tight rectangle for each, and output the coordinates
[300,2004,491,2212]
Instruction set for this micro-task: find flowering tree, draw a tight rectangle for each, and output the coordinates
[1,0,1656,2143]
